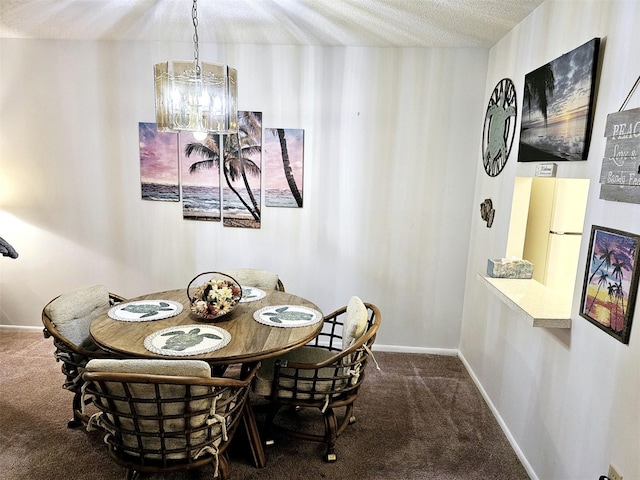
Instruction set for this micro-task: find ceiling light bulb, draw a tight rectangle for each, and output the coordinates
[193,131,208,141]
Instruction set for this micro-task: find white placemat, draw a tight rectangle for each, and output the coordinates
[253,305,323,328]
[240,286,266,303]
[144,324,231,356]
[108,300,183,322]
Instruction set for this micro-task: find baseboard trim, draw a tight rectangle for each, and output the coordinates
[457,351,537,480]
[0,325,42,331]
[373,343,458,356]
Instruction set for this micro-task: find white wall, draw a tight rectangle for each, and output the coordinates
[460,1,639,479]
[0,39,488,352]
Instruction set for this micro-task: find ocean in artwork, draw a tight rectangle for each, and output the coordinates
[182,185,220,221]
[180,185,262,223]
[142,182,180,202]
[222,188,261,218]
[265,189,299,207]
[520,114,589,161]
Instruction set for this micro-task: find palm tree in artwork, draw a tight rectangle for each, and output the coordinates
[221,112,262,221]
[185,135,220,173]
[611,259,624,282]
[587,270,609,313]
[610,259,628,315]
[607,282,625,332]
[523,63,555,127]
[270,128,303,207]
[184,135,260,221]
[588,242,614,285]
[185,112,262,222]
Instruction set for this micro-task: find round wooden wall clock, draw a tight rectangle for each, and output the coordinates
[482,78,517,177]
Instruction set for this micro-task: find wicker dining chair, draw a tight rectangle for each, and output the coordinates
[253,297,381,462]
[82,359,259,480]
[42,285,126,427]
[221,268,285,292]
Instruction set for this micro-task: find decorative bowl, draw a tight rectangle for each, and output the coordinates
[187,271,242,321]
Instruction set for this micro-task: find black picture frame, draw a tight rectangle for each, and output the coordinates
[580,225,639,345]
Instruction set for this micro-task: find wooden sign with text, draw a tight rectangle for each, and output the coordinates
[599,107,640,204]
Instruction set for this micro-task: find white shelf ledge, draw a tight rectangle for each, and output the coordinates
[477,273,572,328]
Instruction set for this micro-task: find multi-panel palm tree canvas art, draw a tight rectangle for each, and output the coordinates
[518,38,600,162]
[264,128,304,207]
[139,122,180,202]
[580,225,640,344]
[140,113,305,228]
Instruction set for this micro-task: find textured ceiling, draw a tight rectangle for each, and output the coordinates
[0,0,544,48]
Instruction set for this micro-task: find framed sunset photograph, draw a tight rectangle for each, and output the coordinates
[518,38,600,162]
[580,226,639,344]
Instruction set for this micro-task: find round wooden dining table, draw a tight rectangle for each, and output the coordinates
[90,288,323,366]
[89,287,324,469]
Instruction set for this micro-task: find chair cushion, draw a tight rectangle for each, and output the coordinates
[85,358,212,377]
[254,346,344,399]
[86,359,217,460]
[223,268,279,290]
[342,296,368,350]
[44,285,110,348]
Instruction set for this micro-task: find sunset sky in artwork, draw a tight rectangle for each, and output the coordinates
[140,123,303,190]
[179,132,219,187]
[138,122,179,184]
[263,128,304,190]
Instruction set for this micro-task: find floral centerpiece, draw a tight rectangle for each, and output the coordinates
[187,272,242,320]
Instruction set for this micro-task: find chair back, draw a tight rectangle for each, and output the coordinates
[42,286,126,427]
[43,285,114,350]
[222,268,285,291]
[270,302,380,403]
[258,301,381,462]
[82,359,257,476]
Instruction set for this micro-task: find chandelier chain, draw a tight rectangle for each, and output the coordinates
[192,0,200,74]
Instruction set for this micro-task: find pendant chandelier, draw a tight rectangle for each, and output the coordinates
[153,0,238,139]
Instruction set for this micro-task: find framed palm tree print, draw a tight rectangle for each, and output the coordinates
[580,225,640,344]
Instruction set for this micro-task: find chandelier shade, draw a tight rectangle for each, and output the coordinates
[154,61,238,135]
[153,0,238,136]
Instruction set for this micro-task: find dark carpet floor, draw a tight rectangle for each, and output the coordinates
[0,329,528,479]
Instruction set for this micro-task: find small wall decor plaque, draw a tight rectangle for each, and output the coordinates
[480,198,495,227]
[535,163,557,177]
[598,106,640,204]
